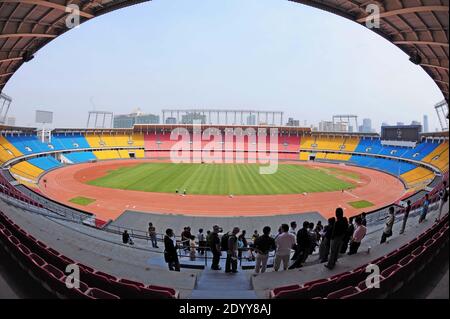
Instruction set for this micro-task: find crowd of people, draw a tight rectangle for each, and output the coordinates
[119,183,448,274]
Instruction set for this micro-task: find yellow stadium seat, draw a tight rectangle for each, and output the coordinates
[0,136,23,164]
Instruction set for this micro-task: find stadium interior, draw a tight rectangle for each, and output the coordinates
[0,0,449,301]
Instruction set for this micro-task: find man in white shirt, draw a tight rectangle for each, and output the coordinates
[274,224,296,271]
[348,216,367,255]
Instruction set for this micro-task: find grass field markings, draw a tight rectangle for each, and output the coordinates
[348,200,374,209]
[87,163,357,195]
[244,165,273,195]
[271,166,301,193]
[286,165,330,193]
[132,164,165,190]
[295,166,333,192]
[69,196,96,206]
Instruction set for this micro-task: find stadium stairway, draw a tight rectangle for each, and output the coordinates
[190,268,257,299]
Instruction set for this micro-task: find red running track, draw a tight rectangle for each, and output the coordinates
[37,159,407,221]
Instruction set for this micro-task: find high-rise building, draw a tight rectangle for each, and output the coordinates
[181,112,206,124]
[113,108,160,128]
[423,115,429,133]
[286,117,300,126]
[358,118,372,133]
[397,122,404,126]
[319,121,347,132]
[165,117,177,124]
[246,114,256,125]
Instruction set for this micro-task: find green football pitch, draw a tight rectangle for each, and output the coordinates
[87,163,356,195]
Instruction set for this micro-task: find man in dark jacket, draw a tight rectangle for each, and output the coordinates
[341,217,355,254]
[253,226,276,274]
[164,228,180,271]
[325,208,348,270]
[210,225,222,270]
[289,221,311,269]
[225,227,240,273]
[319,217,335,263]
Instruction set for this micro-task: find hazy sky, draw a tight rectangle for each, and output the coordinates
[4,0,445,131]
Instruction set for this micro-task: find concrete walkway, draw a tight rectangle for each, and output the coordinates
[190,268,257,299]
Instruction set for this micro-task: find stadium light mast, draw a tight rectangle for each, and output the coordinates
[0,92,12,124]
[86,111,114,129]
[434,100,449,131]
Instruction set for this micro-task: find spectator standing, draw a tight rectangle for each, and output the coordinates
[419,194,430,223]
[225,227,240,274]
[314,221,323,244]
[289,222,297,236]
[341,217,355,254]
[290,221,312,269]
[436,181,448,222]
[189,235,196,261]
[254,226,276,274]
[148,222,158,248]
[210,225,222,270]
[308,222,318,255]
[274,224,296,271]
[348,216,366,255]
[361,212,367,227]
[319,217,335,263]
[181,227,192,252]
[325,208,348,270]
[197,228,206,255]
[163,229,180,271]
[380,207,395,244]
[399,200,412,234]
[237,230,248,259]
[252,230,260,243]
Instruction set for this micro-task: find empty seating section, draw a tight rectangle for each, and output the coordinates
[63,152,97,163]
[421,142,449,173]
[401,167,435,188]
[51,133,91,149]
[354,138,441,161]
[27,156,62,171]
[271,213,449,299]
[349,155,416,175]
[342,137,360,152]
[93,150,121,160]
[325,153,352,161]
[10,162,44,181]
[299,152,310,161]
[0,136,23,164]
[0,211,178,299]
[354,139,384,154]
[6,135,52,154]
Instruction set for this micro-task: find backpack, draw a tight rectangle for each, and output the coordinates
[221,232,230,251]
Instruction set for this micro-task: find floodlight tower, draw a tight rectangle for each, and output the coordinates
[434,100,449,131]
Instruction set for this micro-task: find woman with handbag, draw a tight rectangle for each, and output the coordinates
[380,207,395,244]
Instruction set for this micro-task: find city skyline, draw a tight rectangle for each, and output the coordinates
[3,0,445,132]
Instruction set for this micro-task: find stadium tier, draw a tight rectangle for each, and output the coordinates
[0,129,447,192]
[0,126,449,301]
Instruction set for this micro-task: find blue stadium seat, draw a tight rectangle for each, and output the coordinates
[27,156,62,170]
